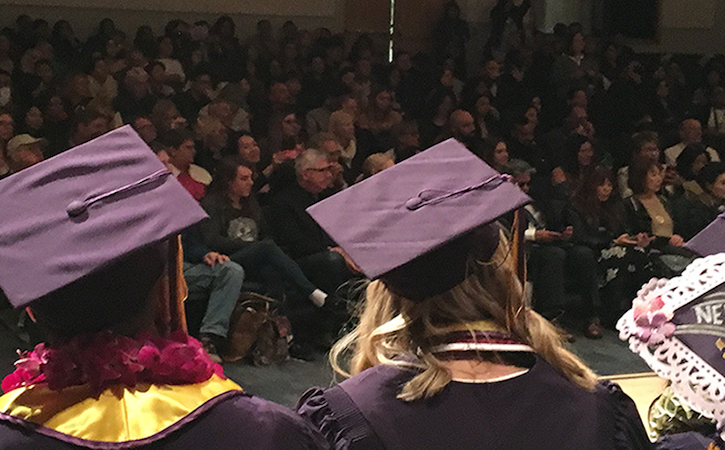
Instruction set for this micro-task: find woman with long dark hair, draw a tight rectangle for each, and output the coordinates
[551,30,598,101]
[572,166,626,249]
[693,162,725,216]
[358,86,402,151]
[562,134,598,193]
[571,166,652,326]
[199,156,327,308]
[419,87,457,149]
[481,135,509,172]
[668,144,716,240]
[465,93,501,141]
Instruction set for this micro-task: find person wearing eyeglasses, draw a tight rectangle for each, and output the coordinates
[266,149,362,345]
[268,148,360,279]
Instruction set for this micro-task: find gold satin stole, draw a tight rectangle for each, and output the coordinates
[0,375,241,444]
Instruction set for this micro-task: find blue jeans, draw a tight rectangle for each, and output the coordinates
[183,261,245,338]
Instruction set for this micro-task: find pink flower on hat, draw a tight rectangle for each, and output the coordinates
[632,295,676,344]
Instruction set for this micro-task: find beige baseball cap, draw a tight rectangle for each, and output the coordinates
[6,134,45,155]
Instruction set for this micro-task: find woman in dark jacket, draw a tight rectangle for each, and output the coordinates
[571,166,627,251]
[465,93,502,141]
[199,156,328,307]
[570,166,653,326]
[692,161,725,218]
[480,136,509,172]
[418,87,457,149]
[562,134,598,195]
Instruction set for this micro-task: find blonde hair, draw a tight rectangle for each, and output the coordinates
[330,235,597,401]
[361,153,394,179]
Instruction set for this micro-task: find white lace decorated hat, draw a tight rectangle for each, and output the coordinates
[618,253,725,435]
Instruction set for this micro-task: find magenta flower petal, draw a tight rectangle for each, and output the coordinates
[138,345,160,366]
[636,328,652,342]
[1,372,23,392]
[649,331,666,344]
[635,315,650,327]
[650,312,668,327]
[660,322,676,337]
[2,331,221,393]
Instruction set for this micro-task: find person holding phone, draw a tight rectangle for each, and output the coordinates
[570,165,657,327]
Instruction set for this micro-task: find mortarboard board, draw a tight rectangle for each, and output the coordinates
[306,138,530,301]
[617,254,725,435]
[0,125,207,309]
[685,212,725,257]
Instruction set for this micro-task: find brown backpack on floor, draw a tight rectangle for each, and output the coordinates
[221,292,292,365]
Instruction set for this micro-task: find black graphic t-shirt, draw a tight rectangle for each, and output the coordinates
[199,192,267,255]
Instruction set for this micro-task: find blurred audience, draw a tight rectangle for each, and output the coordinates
[0,13,721,344]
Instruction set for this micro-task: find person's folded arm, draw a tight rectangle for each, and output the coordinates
[199,198,247,255]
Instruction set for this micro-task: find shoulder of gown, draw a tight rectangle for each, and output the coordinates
[597,380,655,450]
[296,387,351,450]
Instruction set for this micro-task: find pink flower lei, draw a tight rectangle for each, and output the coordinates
[632,295,676,345]
[1,331,224,394]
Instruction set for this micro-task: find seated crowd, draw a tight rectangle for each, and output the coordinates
[2,12,725,357]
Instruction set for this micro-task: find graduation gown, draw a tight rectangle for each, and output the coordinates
[298,356,652,450]
[0,375,327,449]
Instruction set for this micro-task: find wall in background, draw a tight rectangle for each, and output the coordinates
[0,0,343,39]
[535,0,725,54]
[0,0,724,56]
[636,0,724,54]
[1,0,336,16]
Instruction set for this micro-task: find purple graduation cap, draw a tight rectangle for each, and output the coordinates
[617,255,725,435]
[0,125,207,308]
[306,138,530,301]
[685,212,725,257]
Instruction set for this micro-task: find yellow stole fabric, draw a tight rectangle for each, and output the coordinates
[0,374,241,443]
